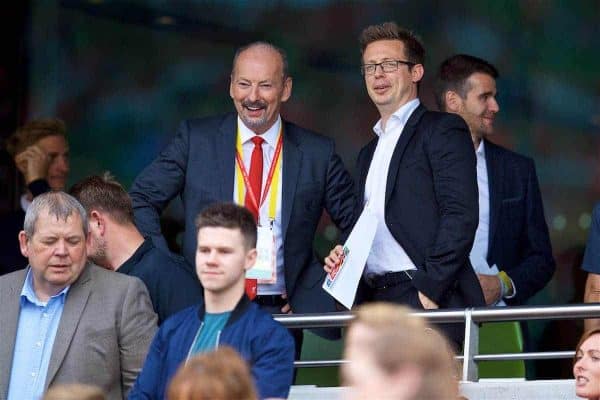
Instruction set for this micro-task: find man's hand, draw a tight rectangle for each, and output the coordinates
[324,244,344,276]
[14,144,50,184]
[584,273,600,331]
[418,291,439,309]
[477,274,502,305]
[280,293,292,314]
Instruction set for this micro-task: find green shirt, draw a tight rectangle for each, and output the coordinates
[188,311,231,356]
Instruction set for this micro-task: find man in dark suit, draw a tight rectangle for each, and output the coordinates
[325,23,484,344]
[0,191,157,400]
[435,54,555,306]
[129,42,355,341]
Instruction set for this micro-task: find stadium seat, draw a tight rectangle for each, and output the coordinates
[478,321,526,378]
[294,330,343,386]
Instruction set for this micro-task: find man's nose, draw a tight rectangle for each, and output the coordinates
[54,240,68,256]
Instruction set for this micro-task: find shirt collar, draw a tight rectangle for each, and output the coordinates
[21,267,70,306]
[237,115,281,148]
[20,194,31,213]
[373,98,420,136]
[476,139,486,157]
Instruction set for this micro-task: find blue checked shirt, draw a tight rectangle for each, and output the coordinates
[7,268,69,400]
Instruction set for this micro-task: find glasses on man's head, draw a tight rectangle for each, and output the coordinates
[360,60,416,75]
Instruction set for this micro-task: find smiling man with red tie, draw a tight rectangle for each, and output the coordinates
[129,41,356,353]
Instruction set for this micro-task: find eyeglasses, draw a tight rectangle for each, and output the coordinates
[360,60,416,75]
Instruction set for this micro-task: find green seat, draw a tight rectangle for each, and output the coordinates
[294,330,343,386]
[478,321,526,378]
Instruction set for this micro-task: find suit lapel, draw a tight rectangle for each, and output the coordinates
[281,122,302,242]
[217,114,237,201]
[0,269,27,399]
[485,139,503,256]
[385,104,426,206]
[45,264,93,387]
[358,140,377,207]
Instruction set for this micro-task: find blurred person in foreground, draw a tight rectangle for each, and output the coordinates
[1,118,70,275]
[574,328,600,400]
[129,203,294,400]
[0,192,157,400]
[167,346,257,400]
[44,383,106,400]
[342,303,460,400]
[70,173,203,324]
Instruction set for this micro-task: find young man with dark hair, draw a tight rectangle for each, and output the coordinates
[70,173,203,324]
[129,203,294,400]
[434,54,555,307]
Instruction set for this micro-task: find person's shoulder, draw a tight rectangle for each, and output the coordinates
[87,263,145,291]
[485,140,534,165]
[159,304,200,333]
[420,109,468,129]
[283,119,334,146]
[138,244,197,280]
[0,267,27,286]
[181,113,236,136]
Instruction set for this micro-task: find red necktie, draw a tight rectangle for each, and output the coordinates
[245,136,264,300]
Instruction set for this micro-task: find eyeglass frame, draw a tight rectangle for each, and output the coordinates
[360,60,417,76]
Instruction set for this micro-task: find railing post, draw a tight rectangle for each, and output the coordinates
[462,308,479,382]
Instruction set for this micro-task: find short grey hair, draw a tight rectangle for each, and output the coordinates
[23,191,88,239]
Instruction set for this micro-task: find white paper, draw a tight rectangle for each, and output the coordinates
[322,207,378,309]
[469,255,506,307]
[247,226,276,280]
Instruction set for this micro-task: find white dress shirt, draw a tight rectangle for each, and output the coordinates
[234,116,285,295]
[470,140,490,265]
[364,99,420,275]
[469,140,515,305]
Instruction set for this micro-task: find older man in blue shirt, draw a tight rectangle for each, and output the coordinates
[0,192,157,400]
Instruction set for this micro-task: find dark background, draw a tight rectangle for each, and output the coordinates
[1,0,599,378]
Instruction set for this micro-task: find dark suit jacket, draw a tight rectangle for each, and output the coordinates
[484,139,555,305]
[0,264,157,400]
[356,104,485,307]
[129,113,356,318]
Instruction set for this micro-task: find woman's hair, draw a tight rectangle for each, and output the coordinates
[349,303,460,399]
[574,328,600,364]
[168,346,258,400]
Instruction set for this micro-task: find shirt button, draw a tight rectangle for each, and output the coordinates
[42,313,48,318]
[31,372,36,377]
[36,341,42,347]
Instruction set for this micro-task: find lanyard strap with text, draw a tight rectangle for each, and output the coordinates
[235,126,282,222]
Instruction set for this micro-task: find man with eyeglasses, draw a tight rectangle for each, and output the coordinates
[325,22,484,345]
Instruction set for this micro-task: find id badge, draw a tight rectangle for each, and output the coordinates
[246,225,276,283]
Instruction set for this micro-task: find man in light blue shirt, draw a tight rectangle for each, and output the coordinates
[7,270,69,400]
[0,191,157,400]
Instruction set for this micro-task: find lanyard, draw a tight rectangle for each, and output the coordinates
[235,125,282,221]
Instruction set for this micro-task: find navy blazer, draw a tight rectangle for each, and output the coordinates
[484,139,555,305]
[356,105,485,307]
[129,113,356,319]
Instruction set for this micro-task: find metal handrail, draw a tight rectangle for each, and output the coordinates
[274,303,600,381]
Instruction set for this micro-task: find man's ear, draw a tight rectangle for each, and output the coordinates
[281,76,293,103]
[411,64,424,83]
[18,231,29,258]
[89,210,106,236]
[445,91,463,113]
[244,248,258,272]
